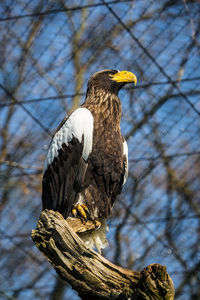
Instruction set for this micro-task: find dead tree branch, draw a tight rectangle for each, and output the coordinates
[32,210,175,300]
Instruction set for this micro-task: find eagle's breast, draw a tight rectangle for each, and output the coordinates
[79,94,125,219]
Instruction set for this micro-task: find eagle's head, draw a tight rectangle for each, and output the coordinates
[87,69,137,95]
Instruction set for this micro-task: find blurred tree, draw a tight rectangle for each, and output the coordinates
[0,0,199,299]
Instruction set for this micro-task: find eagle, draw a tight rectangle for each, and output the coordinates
[42,69,137,252]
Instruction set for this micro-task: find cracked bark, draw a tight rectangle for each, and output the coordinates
[32,210,175,300]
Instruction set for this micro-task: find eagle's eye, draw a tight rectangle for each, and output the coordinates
[108,70,118,79]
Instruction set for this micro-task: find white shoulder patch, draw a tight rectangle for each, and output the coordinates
[123,139,128,185]
[43,108,93,172]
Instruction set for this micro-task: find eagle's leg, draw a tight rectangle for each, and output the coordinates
[72,204,89,223]
[71,204,101,228]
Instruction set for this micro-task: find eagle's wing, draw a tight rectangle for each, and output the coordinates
[42,107,93,218]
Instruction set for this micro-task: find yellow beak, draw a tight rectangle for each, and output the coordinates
[110,70,137,85]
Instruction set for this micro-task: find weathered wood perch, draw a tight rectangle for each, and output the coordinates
[32,210,175,300]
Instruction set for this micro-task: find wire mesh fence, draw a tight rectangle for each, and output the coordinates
[0,0,200,299]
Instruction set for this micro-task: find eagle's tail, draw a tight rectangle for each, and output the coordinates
[78,218,109,253]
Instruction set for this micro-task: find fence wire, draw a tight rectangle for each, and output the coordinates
[0,1,200,299]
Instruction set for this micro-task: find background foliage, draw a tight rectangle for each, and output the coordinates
[0,0,200,299]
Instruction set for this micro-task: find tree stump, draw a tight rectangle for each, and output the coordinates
[32,210,175,300]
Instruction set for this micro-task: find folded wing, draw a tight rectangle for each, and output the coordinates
[42,108,93,218]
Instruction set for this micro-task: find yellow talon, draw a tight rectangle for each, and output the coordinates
[81,204,89,213]
[72,208,77,217]
[72,203,89,221]
[77,204,87,220]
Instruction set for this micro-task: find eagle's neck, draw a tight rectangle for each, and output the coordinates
[84,87,122,128]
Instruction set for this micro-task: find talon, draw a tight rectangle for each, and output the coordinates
[77,204,87,220]
[93,220,101,229]
[81,204,89,213]
[72,208,77,218]
[72,203,89,222]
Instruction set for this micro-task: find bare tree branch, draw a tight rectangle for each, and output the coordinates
[32,210,175,300]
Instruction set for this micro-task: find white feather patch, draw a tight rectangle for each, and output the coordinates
[43,108,93,172]
[80,218,109,253]
[123,139,128,184]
